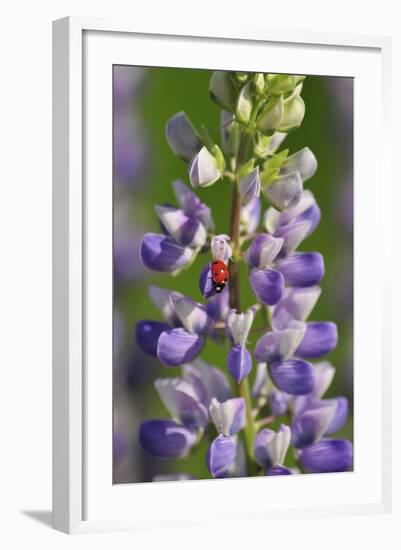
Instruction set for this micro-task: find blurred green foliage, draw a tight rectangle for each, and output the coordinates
[114,67,353,481]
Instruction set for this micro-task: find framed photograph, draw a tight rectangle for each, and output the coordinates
[52,16,392,534]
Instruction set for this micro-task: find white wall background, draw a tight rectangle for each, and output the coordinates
[0,0,399,548]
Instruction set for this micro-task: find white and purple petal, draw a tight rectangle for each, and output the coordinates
[139,419,198,459]
[207,434,237,478]
[154,378,209,428]
[244,234,284,268]
[270,359,315,395]
[274,220,312,256]
[271,286,321,330]
[280,147,318,182]
[166,111,202,161]
[254,425,291,469]
[189,146,221,188]
[135,320,170,356]
[227,345,252,383]
[295,322,338,358]
[249,268,285,306]
[263,171,303,211]
[157,328,204,367]
[140,233,196,273]
[239,167,261,206]
[254,321,306,363]
[209,397,246,436]
[298,439,353,473]
[154,205,207,248]
[170,294,212,335]
[199,263,216,299]
[211,234,232,262]
[226,308,255,346]
[276,252,324,287]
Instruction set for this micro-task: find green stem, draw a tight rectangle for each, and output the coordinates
[228,128,258,475]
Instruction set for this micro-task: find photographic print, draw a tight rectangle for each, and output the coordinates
[113,66,353,484]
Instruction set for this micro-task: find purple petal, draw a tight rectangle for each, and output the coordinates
[155,378,209,428]
[325,397,349,435]
[298,439,353,473]
[296,322,338,358]
[269,390,292,416]
[271,286,321,330]
[226,308,255,346]
[139,419,198,459]
[249,268,285,306]
[240,197,261,234]
[211,234,232,262]
[227,345,252,383]
[239,167,261,206]
[276,252,324,287]
[140,233,195,273]
[270,359,315,395]
[264,171,303,211]
[291,401,338,448]
[254,322,306,363]
[154,205,206,247]
[206,434,237,478]
[266,465,293,476]
[173,180,214,231]
[135,320,170,356]
[298,202,321,236]
[199,263,216,299]
[166,111,202,161]
[209,397,246,436]
[157,328,204,367]
[206,288,229,321]
[244,234,284,268]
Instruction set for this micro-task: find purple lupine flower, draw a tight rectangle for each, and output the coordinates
[264,190,321,256]
[254,425,293,475]
[254,322,315,395]
[139,420,198,459]
[226,307,257,382]
[166,112,203,162]
[182,359,231,405]
[291,361,349,448]
[297,439,353,473]
[209,397,246,436]
[252,362,293,416]
[244,234,285,306]
[141,181,214,273]
[263,171,303,211]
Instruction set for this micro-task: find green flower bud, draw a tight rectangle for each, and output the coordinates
[278,93,305,133]
[253,73,265,96]
[209,71,239,112]
[236,81,253,124]
[257,96,284,135]
[212,144,226,172]
[267,74,298,96]
[233,72,249,83]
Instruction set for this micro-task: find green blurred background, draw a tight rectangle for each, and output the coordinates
[113,67,353,483]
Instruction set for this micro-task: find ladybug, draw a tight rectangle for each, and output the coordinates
[211,260,229,293]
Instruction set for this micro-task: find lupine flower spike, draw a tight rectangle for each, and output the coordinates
[137,71,352,480]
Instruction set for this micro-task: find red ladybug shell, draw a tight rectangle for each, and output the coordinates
[211,260,229,284]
